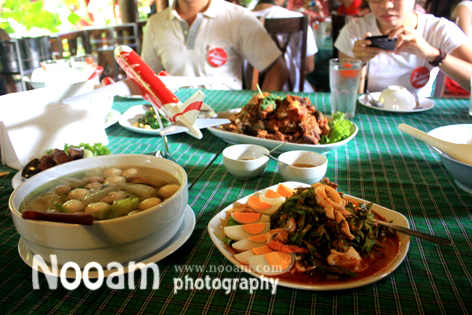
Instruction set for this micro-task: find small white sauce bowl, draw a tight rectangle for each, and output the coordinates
[222,144,269,180]
[277,151,328,184]
[378,85,416,110]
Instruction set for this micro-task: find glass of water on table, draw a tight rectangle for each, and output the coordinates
[329,58,363,118]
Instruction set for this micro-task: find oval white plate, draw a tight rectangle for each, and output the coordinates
[104,109,121,129]
[208,182,410,291]
[18,205,195,279]
[208,116,358,154]
[119,104,215,135]
[358,92,434,113]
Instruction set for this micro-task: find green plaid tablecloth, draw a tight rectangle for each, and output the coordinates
[0,89,471,314]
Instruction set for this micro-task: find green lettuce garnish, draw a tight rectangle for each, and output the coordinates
[257,84,279,110]
[64,143,111,156]
[320,112,353,144]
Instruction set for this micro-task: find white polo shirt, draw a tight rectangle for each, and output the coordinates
[335,13,468,97]
[141,0,282,90]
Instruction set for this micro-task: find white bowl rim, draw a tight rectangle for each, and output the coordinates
[9,154,188,227]
[278,150,328,169]
[222,144,270,162]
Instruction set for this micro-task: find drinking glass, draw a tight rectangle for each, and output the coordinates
[329,58,363,118]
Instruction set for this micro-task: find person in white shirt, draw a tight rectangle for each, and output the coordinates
[141,0,288,91]
[252,0,318,92]
[335,0,472,97]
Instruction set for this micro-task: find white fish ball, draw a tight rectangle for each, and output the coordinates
[139,197,162,210]
[55,185,71,195]
[63,200,85,213]
[103,168,123,178]
[68,188,90,200]
[104,176,126,185]
[158,184,180,198]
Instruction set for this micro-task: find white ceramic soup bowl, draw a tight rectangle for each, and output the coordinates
[222,144,269,179]
[378,85,416,110]
[9,154,188,268]
[278,151,328,184]
[427,124,472,194]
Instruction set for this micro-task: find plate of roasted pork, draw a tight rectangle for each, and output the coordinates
[208,94,358,154]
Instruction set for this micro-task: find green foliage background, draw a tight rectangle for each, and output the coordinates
[0,0,81,34]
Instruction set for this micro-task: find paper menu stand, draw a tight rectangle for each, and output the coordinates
[0,81,109,170]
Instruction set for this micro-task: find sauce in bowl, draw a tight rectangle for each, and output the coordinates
[292,163,318,168]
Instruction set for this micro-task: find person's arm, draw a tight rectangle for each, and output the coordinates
[261,56,289,91]
[430,44,472,90]
[305,55,315,74]
[339,32,381,93]
[455,5,472,38]
[390,25,472,91]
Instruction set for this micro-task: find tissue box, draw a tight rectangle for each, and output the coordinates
[0,80,110,170]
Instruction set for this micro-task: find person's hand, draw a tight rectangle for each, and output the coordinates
[389,25,439,61]
[352,32,382,65]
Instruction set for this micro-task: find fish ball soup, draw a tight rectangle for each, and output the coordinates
[20,166,181,221]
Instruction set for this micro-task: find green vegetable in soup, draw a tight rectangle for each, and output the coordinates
[109,197,140,219]
[53,202,69,213]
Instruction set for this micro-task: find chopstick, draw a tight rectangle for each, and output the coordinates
[376,220,452,246]
[22,211,94,225]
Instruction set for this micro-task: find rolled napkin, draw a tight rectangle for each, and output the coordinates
[0,81,110,170]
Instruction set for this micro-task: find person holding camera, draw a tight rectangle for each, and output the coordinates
[334,0,472,96]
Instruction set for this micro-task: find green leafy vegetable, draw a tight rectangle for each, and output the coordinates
[223,236,234,246]
[109,197,140,219]
[320,112,354,144]
[137,106,171,129]
[270,185,392,279]
[256,84,279,110]
[64,143,111,156]
[53,202,69,213]
[227,216,239,227]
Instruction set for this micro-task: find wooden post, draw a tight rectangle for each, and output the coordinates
[118,0,138,23]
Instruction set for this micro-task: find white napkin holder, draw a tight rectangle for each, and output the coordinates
[0,81,109,170]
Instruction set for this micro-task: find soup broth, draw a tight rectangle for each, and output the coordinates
[20,166,181,221]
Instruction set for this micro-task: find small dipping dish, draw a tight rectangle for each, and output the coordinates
[223,144,269,180]
[277,151,328,184]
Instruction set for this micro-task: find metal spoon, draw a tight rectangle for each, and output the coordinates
[413,96,423,110]
[376,220,452,246]
[365,90,383,107]
[21,158,41,180]
[398,123,472,165]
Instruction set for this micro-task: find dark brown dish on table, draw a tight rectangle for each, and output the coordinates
[223,93,330,144]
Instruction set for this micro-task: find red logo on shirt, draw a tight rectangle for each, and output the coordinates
[208,48,227,68]
[410,67,430,89]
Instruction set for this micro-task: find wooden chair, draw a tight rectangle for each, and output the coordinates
[331,13,346,58]
[245,15,308,91]
[433,71,470,98]
[113,23,140,54]
[137,20,147,54]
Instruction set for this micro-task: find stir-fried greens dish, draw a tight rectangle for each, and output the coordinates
[223,179,399,282]
[133,106,171,130]
[222,93,354,145]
